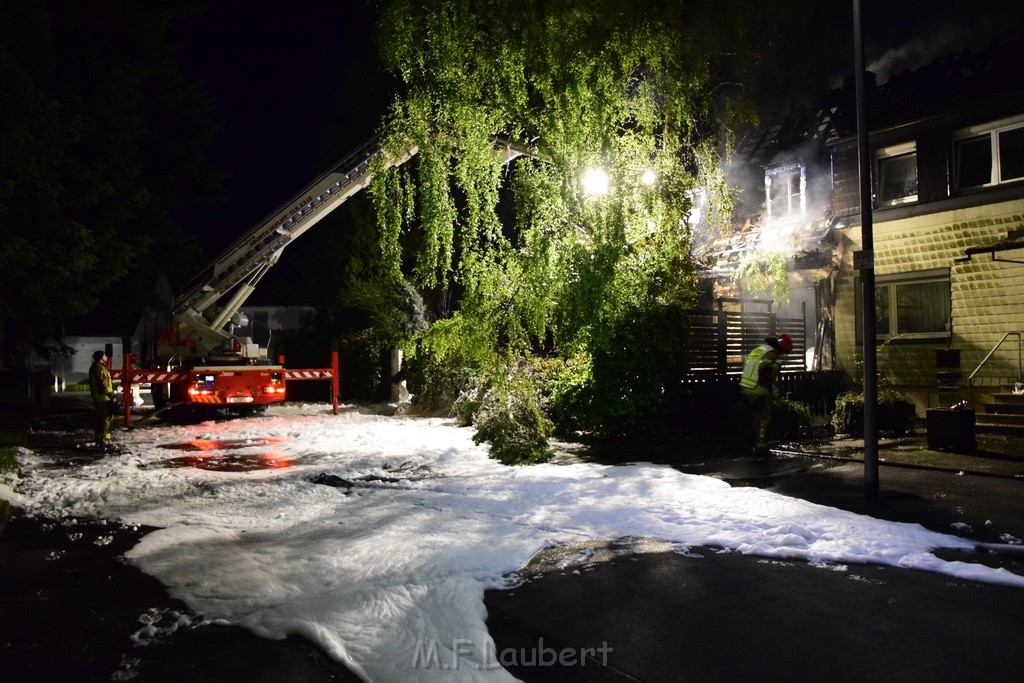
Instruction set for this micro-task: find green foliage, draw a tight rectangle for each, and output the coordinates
[768,396,812,440]
[546,354,596,436]
[832,389,916,435]
[734,251,791,303]
[471,370,554,466]
[370,1,833,455]
[586,302,692,435]
[406,314,494,412]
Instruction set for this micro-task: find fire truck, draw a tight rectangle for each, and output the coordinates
[112,133,525,422]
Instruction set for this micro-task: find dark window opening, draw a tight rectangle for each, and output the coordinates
[1000,126,1024,182]
[955,135,992,189]
[877,150,918,205]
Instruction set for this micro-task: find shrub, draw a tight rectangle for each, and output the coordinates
[546,353,595,437]
[832,389,915,435]
[576,302,690,436]
[769,396,813,440]
[472,374,554,465]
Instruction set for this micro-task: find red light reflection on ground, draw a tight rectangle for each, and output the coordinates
[159,438,284,452]
[158,438,293,471]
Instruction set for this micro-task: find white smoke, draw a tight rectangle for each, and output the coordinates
[868,19,1010,83]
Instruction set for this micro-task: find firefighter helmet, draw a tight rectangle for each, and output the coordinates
[776,334,793,354]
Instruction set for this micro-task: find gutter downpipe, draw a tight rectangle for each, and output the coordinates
[854,0,880,503]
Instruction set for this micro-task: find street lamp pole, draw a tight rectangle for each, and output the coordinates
[853,0,880,502]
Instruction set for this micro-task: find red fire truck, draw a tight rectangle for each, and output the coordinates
[112,134,525,423]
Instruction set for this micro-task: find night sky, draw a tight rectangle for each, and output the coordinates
[169,1,1024,257]
[171,0,389,254]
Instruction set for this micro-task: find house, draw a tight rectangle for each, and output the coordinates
[827,32,1024,415]
[697,78,846,374]
[699,31,1024,421]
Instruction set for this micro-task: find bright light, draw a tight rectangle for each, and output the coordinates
[641,169,657,186]
[582,168,610,196]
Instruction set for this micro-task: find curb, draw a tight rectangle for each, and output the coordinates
[773,446,1024,481]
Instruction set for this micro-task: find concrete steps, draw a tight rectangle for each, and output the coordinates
[978,393,1024,436]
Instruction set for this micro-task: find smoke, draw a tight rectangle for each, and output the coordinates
[868,19,1008,83]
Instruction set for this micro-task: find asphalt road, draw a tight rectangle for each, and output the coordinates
[485,453,1024,682]
[3,416,1024,681]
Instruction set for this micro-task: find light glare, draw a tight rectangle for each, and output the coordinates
[582,168,610,195]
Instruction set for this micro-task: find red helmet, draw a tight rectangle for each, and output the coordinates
[776,334,793,353]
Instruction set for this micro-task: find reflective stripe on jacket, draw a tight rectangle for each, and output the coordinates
[739,344,779,396]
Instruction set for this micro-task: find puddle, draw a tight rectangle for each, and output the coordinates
[157,439,293,471]
[162,452,295,471]
[158,438,284,451]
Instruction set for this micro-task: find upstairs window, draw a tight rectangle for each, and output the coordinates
[875,142,918,206]
[765,164,805,220]
[954,115,1024,190]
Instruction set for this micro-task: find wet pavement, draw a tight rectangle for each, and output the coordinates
[3,402,1024,681]
[483,434,1024,681]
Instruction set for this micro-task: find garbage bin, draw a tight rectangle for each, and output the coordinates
[926,408,976,453]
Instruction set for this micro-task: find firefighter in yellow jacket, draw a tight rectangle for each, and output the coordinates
[88,350,115,445]
[739,334,792,456]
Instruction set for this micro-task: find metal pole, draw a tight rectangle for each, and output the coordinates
[1011,333,1019,387]
[854,0,880,502]
[330,341,340,416]
[122,336,135,429]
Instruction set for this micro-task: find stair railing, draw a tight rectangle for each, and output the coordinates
[967,332,1023,405]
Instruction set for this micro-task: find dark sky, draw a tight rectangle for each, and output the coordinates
[170,1,1024,257]
[860,0,1024,82]
[172,0,388,254]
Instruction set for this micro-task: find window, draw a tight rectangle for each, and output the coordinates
[765,164,805,220]
[856,269,951,343]
[875,142,917,206]
[953,114,1024,190]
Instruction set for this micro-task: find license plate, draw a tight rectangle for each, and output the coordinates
[227,396,253,403]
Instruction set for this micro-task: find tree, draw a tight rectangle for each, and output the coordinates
[0,1,222,355]
[368,0,820,451]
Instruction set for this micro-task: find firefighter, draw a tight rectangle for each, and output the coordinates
[88,350,115,445]
[739,334,793,456]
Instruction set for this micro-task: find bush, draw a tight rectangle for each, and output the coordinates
[769,396,813,440]
[572,302,690,436]
[472,374,554,465]
[405,315,490,414]
[832,389,915,435]
[546,354,595,437]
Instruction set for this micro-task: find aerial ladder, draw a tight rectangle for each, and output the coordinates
[112,133,526,424]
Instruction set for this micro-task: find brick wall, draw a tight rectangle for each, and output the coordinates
[834,200,1024,412]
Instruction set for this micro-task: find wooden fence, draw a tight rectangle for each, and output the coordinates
[683,300,807,374]
[679,300,846,418]
[674,370,847,420]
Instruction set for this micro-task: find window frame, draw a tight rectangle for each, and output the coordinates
[855,268,951,344]
[953,114,1024,191]
[765,163,806,221]
[874,141,918,207]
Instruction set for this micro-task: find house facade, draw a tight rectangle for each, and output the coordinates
[829,33,1024,413]
[700,32,1024,417]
